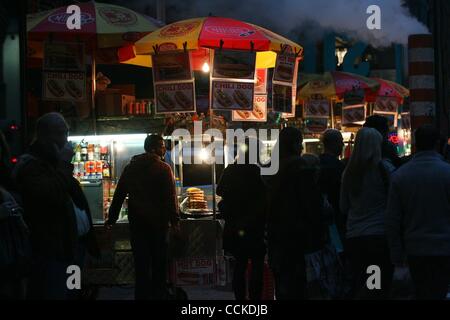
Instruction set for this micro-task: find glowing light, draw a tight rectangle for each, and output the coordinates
[199,148,209,161]
[11,157,18,164]
[202,62,210,73]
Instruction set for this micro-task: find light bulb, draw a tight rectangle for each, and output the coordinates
[202,62,210,73]
[199,148,209,161]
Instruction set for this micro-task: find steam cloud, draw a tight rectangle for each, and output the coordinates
[133,0,430,47]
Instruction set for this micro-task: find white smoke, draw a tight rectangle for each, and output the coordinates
[160,0,430,47]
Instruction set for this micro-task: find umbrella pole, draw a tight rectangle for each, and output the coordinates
[91,45,97,135]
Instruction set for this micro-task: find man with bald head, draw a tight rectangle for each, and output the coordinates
[13,112,80,299]
[319,129,346,243]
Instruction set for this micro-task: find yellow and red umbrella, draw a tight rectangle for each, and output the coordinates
[27,1,163,48]
[298,71,380,101]
[134,17,302,55]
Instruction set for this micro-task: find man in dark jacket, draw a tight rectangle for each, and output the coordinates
[13,112,81,299]
[386,125,450,300]
[106,134,179,300]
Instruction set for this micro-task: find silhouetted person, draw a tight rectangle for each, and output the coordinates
[106,134,179,300]
[13,112,78,299]
[364,115,401,168]
[217,137,266,300]
[340,127,395,299]
[0,131,28,299]
[386,125,450,300]
[267,127,325,299]
[319,129,346,244]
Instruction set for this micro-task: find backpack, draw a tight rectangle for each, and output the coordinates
[0,187,31,275]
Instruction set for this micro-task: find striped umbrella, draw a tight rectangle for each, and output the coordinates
[27,1,162,48]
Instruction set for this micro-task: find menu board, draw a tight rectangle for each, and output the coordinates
[374,97,399,113]
[212,50,256,80]
[211,80,254,111]
[304,99,330,117]
[152,52,196,114]
[44,42,85,71]
[155,82,196,113]
[342,104,366,125]
[43,42,86,101]
[273,53,296,83]
[400,112,411,129]
[232,94,267,122]
[43,72,86,102]
[272,84,293,113]
[152,52,192,82]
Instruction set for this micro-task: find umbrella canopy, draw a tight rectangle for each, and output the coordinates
[27,1,163,48]
[118,45,278,69]
[134,17,302,54]
[298,71,380,101]
[370,78,409,103]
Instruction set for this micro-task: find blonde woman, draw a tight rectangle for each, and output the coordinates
[340,127,395,299]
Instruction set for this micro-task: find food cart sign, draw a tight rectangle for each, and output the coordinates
[43,71,86,102]
[255,68,268,94]
[272,83,293,113]
[400,112,411,129]
[273,53,296,84]
[212,50,256,80]
[304,99,330,118]
[374,96,399,113]
[44,42,85,71]
[155,82,196,113]
[232,94,267,122]
[342,104,366,125]
[211,80,254,111]
[152,52,193,82]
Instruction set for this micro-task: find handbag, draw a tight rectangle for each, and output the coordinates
[0,188,31,273]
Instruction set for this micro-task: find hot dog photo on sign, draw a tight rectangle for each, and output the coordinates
[155,82,196,113]
[212,80,254,111]
[232,94,267,122]
[43,72,86,101]
[342,105,366,125]
[273,53,296,83]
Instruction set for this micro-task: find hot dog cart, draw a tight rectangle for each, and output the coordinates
[67,132,228,288]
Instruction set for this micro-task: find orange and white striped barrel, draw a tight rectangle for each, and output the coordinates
[408,34,435,131]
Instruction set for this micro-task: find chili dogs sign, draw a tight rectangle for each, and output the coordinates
[211,49,256,111]
[43,72,85,101]
[152,52,196,114]
[42,42,86,102]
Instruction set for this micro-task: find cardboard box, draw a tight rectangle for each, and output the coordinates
[96,89,135,116]
[110,84,135,96]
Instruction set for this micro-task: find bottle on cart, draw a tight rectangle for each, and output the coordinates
[87,144,94,161]
[102,161,111,178]
[74,143,81,162]
[100,146,108,161]
[73,162,79,179]
[81,141,88,162]
[94,144,101,161]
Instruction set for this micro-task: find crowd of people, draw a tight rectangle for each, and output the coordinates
[1,112,450,300]
[218,115,450,300]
